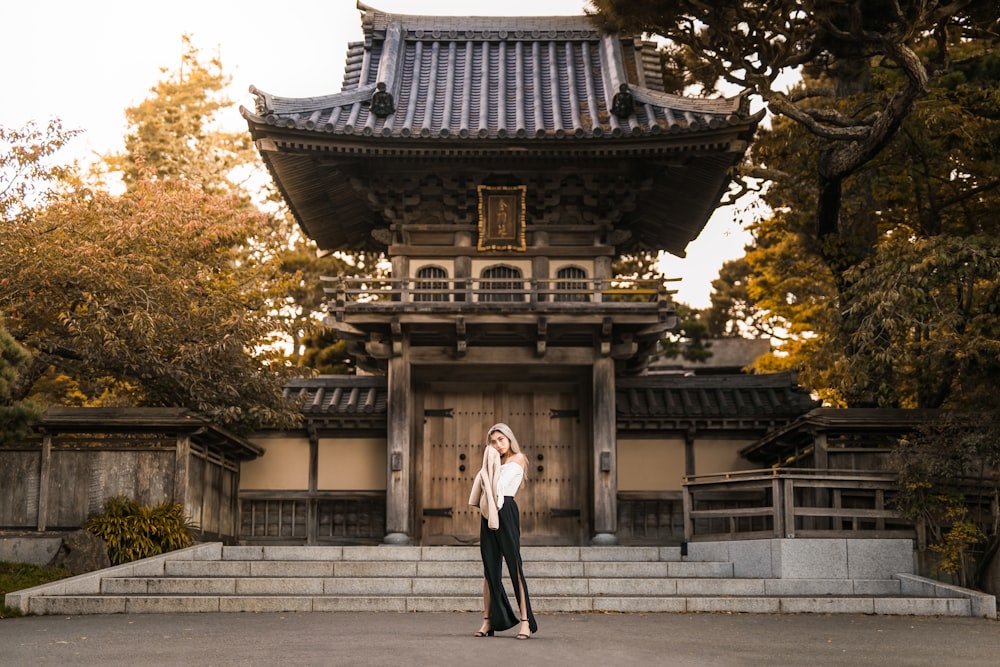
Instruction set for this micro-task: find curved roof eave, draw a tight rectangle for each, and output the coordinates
[242,106,758,154]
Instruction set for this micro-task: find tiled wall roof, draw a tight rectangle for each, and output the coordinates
[285,376,388,417]
[616,373,820,426]
[285,372,817,431]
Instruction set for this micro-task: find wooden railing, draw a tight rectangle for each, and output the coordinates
[238,491,386,545]
[322,277,672,307]
[682,469,916,542]
[618,491,684,545]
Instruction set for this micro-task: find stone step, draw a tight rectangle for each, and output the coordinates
[9,543,993,618]
[218,545,684,563]
[24,593,974,617]
[160,558,732,579]
[100,575,902,598]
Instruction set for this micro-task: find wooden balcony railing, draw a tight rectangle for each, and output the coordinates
[682,468,916,542]
[322,277,674,308]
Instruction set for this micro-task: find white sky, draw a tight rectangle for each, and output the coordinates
[2,0,751,308]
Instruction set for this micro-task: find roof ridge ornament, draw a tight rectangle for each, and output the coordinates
[370,82,395,118]
[611,83,635,119]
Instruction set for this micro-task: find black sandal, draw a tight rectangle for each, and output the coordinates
[515,618,531,640]
[474,617,493,637]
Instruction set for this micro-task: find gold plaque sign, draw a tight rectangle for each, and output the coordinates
[477,185,526,251]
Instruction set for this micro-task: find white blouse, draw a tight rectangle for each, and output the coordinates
[496,461,524,508]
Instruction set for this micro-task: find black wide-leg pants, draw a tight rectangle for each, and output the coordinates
[479,496,537,633]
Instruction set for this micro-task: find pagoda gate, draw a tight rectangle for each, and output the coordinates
[242,3,763,546]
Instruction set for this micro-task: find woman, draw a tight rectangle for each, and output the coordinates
[469,422,538,639]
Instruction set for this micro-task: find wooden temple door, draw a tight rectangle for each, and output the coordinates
[418,382,587,545]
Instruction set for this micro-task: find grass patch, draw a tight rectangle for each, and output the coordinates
[0,561,69,619]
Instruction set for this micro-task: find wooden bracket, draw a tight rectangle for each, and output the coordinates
[455,317,467,357]
[600,317,613,356]
[611,335,638,359]
[390,316,402,356]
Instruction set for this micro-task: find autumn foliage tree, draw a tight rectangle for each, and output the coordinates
[0,323,40,445]
[1,120,80,442]
[103,34,257,197]
[743,40,1000,409]
[593,1,1000,406]
[0,39,309,433]
[593,1,1000,584]
[591,0,999,276]
[2,166,301,431]
[104,36,383,372]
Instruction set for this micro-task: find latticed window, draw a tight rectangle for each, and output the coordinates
[479,265,524,302]
[554,266,589,302]
[414,265,449,302]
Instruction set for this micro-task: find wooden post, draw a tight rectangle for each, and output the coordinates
[307,426,319,545]
[174,433,191,511]
[813,433,829,530]
[813,433,829,468]
[36,434,53,531]
[684,427,696,476]
[591,355,618,545]
[782,477,796,538]
[681,482,692,543]
[384,345,413,544]
[593,256,611,303]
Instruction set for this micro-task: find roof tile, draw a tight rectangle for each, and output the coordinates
[246,4,753,142]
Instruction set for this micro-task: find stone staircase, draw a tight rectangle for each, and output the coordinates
[6,543,995,618]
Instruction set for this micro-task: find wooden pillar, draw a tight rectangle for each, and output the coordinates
[230,457,242,542]
[455,245,471,303]
[591,355,618,545]
[594,256,612,302]
[812,432,830,531]
[392,256,409,302]
[384,344,413,544]
[532,235,549,302]
[174,433,191,511]
[684,427,696,476]
[813,432,829,469]
[307,425,319,545]
[36,433,53,531]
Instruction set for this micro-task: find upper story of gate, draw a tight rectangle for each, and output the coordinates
[242,2,761,258]
[242,3,762,373]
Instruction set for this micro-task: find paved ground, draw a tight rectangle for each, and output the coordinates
[1,611,998,666]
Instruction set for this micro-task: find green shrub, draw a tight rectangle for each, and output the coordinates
[84,496,197,565]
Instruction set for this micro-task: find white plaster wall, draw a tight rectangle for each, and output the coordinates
[317,437,387,490]
[241,437,309,490]
[695,438,757,476]
[618,438,685,491]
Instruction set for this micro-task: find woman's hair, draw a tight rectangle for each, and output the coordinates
[487,422,521,454]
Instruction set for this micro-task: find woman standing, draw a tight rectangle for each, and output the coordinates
[469,422,537,639]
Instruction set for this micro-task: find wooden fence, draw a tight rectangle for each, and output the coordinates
[0,408,261,543]
[682,468,916,542]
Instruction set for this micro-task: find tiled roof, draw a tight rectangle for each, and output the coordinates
[243,4,762,255]
[739,407,939,464]
[616,373,820,430]
[285,376,388,422]
[286,372,817,433]
[244,3,756,142]
[38,408,264,460]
